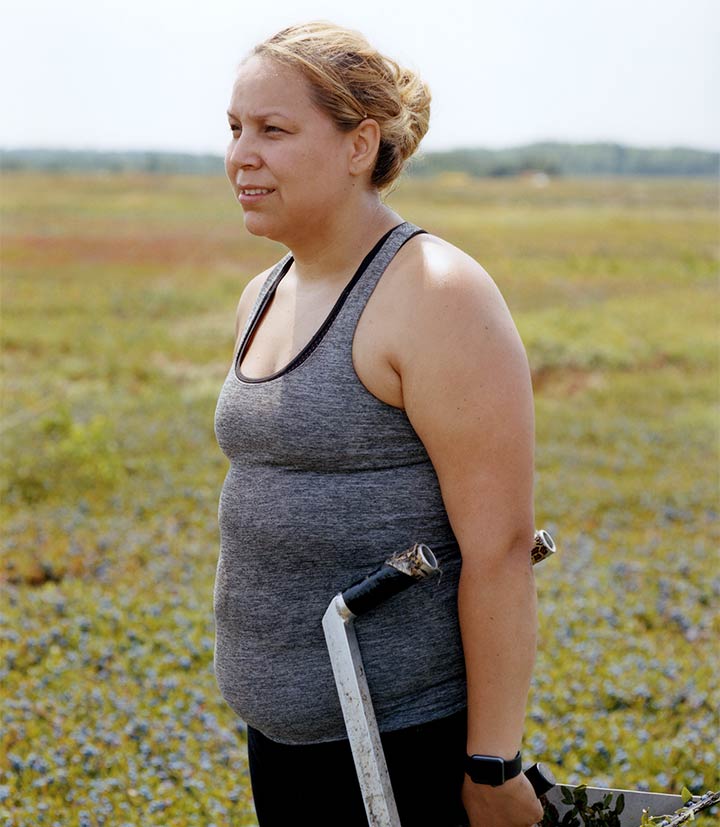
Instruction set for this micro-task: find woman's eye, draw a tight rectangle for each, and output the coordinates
[229,124,241,135]
[265,125,283,133]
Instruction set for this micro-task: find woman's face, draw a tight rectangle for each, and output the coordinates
[225,55,357,242]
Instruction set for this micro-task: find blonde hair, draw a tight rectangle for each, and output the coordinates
[249,21,431,191]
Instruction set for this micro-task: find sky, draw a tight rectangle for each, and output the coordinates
[2,0,718,155]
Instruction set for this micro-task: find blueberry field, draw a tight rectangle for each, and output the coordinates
[1,172,718,826]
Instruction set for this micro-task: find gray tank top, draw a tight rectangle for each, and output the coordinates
[213,221,467,745]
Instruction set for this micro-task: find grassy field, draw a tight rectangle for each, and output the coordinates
[1,172,718,826]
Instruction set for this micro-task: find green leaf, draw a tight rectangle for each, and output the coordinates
[614,793,625,815]
[682,786,693,804]
[562,788,576,806]
[573,786,588,807]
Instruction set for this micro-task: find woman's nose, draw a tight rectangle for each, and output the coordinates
[227,132,261,169]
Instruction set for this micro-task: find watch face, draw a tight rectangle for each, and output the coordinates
[467,755,505,786]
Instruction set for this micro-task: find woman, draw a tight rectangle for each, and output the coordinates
[213,21,542,827]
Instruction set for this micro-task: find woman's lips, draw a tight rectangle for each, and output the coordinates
[237,187,275,204]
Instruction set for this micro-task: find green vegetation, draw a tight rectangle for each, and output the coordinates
[1,150,225,176]
[1,173,718,826]
[3,141,718,177]
[542,785,628,827]
[410,142,719,178]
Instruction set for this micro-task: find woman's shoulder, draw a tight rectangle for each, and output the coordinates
[395,226,529,378]
[395,230,512,325]
[377,228,529,410]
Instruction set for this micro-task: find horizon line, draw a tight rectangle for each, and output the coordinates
[2,140,719,156]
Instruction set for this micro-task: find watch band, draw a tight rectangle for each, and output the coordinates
[464,751,523,786]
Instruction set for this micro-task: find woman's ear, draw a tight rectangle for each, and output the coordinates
[347,119,381,178]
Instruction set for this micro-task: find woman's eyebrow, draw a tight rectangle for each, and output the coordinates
[226,110,290,121]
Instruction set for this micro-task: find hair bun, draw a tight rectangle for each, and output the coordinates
[394,63,432,160]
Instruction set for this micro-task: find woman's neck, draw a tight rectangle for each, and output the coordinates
[283,192,403,285]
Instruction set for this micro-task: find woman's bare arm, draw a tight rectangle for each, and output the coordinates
[397,238,541,826]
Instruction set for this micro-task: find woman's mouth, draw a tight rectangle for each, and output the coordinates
[238,187,275,204]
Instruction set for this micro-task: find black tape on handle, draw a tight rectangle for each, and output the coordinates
[341,564,417,617]
[524,763,556,797]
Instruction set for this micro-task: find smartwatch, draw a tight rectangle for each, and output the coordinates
[464,751,523,786]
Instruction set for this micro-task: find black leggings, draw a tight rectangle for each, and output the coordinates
[246,708,470,827]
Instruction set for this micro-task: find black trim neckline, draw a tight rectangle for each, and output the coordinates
[234,223,411,384]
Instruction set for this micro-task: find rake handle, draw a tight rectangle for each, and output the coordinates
[342,531,556,618]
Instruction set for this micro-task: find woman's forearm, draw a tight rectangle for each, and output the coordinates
[458,541,538,758]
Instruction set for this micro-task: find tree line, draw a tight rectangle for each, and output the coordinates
[2,143,717,177]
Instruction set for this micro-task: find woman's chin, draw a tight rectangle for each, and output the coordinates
[243,211,269,236]
[242,212,275,239]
